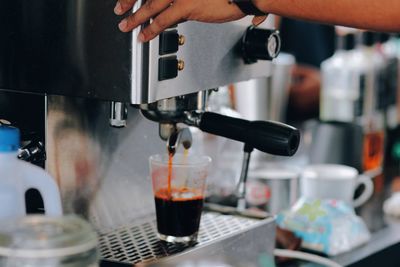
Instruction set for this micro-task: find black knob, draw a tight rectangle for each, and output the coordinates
[241,26,281,64]
[198,112,300,156]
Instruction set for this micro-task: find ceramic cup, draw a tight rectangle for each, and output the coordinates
[301,164,373,208]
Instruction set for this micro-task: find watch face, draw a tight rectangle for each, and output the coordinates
[267,33,281,58]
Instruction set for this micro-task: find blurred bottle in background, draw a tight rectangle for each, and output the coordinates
[319,30,387,175]
[320,29,358,123]
[381,34,400,130]
[311,28,364,172]
[350,32,386,188]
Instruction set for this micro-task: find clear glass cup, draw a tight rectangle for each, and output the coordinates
[149,153,211,244]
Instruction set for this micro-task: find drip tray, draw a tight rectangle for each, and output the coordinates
[99,212,273,265]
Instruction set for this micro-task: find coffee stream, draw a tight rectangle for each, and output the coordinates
[166,149,190,199]
[167,153,173,198]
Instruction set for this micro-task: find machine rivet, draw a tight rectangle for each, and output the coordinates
[177,60,185,71]
[178,35,186,46]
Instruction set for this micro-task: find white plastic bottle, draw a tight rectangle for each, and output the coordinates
[351,31,385,118]
[320,32,359,122]
[0,125,62,218]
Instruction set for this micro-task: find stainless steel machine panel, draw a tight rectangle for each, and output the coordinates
[138,19,274,104]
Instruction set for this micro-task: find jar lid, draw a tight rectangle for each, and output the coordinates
[0,215,98,258]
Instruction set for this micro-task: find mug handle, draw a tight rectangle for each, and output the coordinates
[353,174,374,208]
[21,164,63,216]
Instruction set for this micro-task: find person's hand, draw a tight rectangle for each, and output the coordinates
[288,64,321,113]
[114,0,262,42]
[114,0,245,41]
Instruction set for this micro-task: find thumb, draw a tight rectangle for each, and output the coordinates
[252,15,268,26]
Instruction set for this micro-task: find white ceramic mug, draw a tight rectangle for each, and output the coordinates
[301,164,374,208]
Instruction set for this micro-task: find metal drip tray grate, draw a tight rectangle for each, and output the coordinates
[98,212,263,265]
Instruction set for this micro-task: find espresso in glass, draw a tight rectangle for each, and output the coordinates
[149,154,211,244]
[155,188,203,238]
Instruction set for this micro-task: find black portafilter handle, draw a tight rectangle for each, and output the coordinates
[198,112,300,156]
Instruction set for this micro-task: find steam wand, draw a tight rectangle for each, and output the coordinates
[236,143,254,210]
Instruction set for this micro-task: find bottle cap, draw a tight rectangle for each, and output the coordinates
[0,126,20,152]
[362,31,376,46]
[344,34,355,51]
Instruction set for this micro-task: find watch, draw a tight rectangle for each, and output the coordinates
[230,0,265,16]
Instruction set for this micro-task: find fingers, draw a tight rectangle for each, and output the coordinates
[114,0,137,15]
[118,0,174,32]
[115,0,246,41]
[139,4,189,42]
[252,15,267,26]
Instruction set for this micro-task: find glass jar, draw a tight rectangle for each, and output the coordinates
[0,215,98,267]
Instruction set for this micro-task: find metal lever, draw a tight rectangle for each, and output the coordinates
[236,144,254,210]
[110,102,128,128]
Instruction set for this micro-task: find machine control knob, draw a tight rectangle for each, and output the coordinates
[178,35,186,46]
[241,26,281,64]
[177,60,185,71]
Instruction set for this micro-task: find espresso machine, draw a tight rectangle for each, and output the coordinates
[0,1,299,266]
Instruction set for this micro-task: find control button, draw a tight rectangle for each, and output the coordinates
[159,30,179,55]
[241,26,281,64]
[177,60,185,71]
[158,56,178,81]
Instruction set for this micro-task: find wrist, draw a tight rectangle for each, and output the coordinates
[230,0,266,16]
[252,0,271,14]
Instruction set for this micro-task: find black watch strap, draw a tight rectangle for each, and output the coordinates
[230,0,265,16]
